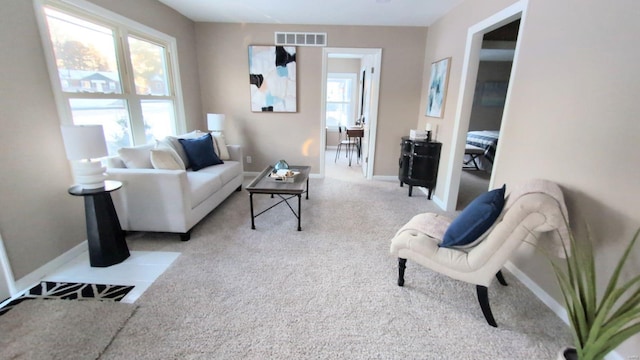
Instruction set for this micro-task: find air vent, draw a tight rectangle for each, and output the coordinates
[275,32,327,47]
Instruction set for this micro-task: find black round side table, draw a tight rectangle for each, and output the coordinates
[68,180,130,267]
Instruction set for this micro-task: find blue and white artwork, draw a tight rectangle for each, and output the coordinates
[249,46,297,112]
[426,57,451,118]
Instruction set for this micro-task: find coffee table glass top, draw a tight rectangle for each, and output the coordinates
[246,165,310,194]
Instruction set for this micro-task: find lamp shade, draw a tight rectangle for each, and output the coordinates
[60,125,108,160]
[207,114,225,132]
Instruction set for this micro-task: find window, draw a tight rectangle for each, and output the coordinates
[35,0,184,155]
[326,73,357,130]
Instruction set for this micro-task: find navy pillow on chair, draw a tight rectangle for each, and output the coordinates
[440,184,506,248]
[178,133,223,171]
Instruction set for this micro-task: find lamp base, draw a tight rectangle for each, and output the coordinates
[72,160,106,189]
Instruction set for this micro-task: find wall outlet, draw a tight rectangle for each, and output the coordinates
[246,156,252,164]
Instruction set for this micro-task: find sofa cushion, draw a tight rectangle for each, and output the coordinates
[150,148,185,170]
[440,184,506,248]
[198,160,242,185]
[117,144,155,169]
[106,156,126,169]
[179,133,223,171]
[187,172,223,208]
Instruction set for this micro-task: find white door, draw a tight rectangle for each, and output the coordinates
[359,58,376,178]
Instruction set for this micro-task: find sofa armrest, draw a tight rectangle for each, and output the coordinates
[105,168,191,231]
[227,145,243,166]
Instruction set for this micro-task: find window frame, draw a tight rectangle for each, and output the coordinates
[33,0,187,145]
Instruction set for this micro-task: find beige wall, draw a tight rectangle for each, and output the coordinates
[0,0,200,279]
[194,23,427,174]
[422,0,640,356]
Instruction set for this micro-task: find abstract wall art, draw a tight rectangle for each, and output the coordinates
[248,46,297,112]
[425,57,451,118]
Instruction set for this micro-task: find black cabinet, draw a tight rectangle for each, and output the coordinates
[398,136,442,200]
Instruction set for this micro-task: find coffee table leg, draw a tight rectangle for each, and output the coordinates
[306,178,309,199]
[250,193,256,230]
[297,194,302,231]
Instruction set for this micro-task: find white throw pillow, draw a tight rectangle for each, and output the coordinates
[117,144,154,169]
[211,132,230,160]
[162,131,209,168]
[150,148,185,170]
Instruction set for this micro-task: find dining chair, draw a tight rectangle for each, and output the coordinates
[335,126,358,164]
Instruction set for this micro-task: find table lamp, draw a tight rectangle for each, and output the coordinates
[207,113,225,134]
[60,125,108,189]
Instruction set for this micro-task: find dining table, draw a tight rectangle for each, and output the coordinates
[346,126,364,166]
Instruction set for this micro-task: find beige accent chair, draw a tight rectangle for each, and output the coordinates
[389,179,569,327]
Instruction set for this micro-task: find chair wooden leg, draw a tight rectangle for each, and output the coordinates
[398,258,406,286]
[476,285,497,327]
[496,270,508,286]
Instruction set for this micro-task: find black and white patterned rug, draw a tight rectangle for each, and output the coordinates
[0,281,134,316]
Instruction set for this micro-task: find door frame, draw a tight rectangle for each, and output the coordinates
[440,1,528,211]
[0,232,16,302]
[320,47,382,179]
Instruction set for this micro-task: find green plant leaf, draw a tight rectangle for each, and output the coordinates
[545,222,640,359]
[608,282,640,320]
[591,322,640,360]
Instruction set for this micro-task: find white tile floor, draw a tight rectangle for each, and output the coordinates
[43,250,180,303]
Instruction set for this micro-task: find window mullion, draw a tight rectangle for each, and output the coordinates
[115,26,146,144]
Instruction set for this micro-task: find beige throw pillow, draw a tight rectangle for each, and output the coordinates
[117,144,155,169]
[211,132,230,160]
[150,148,185,170]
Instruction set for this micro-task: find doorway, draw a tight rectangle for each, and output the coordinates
[320,48,382,180]
[441,1,527,212]
[457,19,519,209]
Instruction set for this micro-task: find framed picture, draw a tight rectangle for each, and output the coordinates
[248,45,297,112]
[425,57,451,118]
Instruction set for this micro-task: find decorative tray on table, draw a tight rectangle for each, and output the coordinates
[268,169,300,183]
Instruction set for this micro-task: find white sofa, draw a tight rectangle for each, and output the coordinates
[106,134,243,241]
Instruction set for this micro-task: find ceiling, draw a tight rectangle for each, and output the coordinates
[157,0,465,27]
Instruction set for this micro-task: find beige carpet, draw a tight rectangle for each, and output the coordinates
[97,166,572,359]
[0,299,136,360]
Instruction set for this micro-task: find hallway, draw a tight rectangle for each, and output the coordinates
[324,148,364,182]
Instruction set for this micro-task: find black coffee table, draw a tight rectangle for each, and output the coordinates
[246,165,310,231]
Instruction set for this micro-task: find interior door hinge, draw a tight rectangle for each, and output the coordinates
[371,67,374,74]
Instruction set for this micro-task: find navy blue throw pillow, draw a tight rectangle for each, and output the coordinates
[440,184,506,248]
[178,133,223,171]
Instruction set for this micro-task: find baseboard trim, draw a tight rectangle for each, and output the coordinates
[504,261,623,360]
[372,175,397,182]
[431,194,446,210]
[504,261,568,323]
[13,241,87,296]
